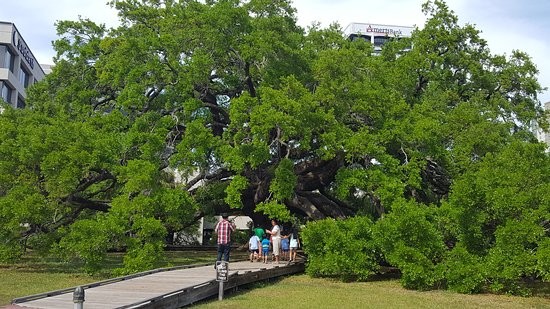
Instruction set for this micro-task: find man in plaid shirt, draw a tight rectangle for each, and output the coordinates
[215,213,236,262]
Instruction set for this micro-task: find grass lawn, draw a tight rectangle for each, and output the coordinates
[194,275,550,309]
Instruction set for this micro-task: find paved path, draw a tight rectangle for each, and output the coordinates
[9,260,302,309]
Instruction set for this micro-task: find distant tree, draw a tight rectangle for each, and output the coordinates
[0,0,547,277]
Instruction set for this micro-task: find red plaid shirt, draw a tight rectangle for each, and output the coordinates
[215,219,235,244]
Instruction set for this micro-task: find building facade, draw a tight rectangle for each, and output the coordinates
[344,22,414,53]
[1,22,45,108]
[534,101,550,150]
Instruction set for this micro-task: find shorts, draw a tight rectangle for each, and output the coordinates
[249,249,259,254]
[262,248,269,255]
[272,237,281,256]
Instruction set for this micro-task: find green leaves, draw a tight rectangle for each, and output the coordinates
[270,158,297,201]
[255,200,292,222]
[1,0,549,288]
[302,216,379,281]
[224,175,248,209]
[374,200,445,289]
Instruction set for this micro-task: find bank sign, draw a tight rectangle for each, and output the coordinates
[345,23,414,38]
[12,30,35,69]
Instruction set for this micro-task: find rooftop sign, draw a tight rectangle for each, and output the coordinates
[12,29,35,69]
[344,23,414,38]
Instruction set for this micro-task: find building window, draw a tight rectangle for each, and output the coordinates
[1,81,13,103]
[17,96,25,108]
[373,36,389,47]
[19,65,30,88]
[3,47,15,72]
[349,34,371,43]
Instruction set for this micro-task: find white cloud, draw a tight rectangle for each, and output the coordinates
[292,0,426,28]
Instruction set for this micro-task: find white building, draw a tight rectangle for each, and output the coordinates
[344,22,414,53]
[1,22,46,108]
[534,101,550,150]
[176,215,253,246]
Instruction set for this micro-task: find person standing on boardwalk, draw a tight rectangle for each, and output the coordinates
[248,231,261,262]
[261,234,270,263]
[215,213,236,262]
[289,231,300,262]
[253,225,265,258]
[266,219,281,263]
[281,232,290,261]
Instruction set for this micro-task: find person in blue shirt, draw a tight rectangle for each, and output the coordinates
[281,232,290,261]
[261,235,270,263]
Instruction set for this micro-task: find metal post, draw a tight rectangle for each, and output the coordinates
[73,286,84,309]
[218,281,224,301]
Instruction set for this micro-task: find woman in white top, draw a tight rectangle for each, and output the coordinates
[289,231,300,262]
[266,219,281,263]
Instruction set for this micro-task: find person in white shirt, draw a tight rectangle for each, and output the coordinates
[266,219,281,263]
[248,232,261,262]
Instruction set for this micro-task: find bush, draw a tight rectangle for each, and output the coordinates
[373,199,445,290]
[115,241,165,276]
[56,219,112,274]
[537,238,550,282]
[232,229,250,245]
[484,220,542,295]
[439,244,486,293]
[302,216,379,281]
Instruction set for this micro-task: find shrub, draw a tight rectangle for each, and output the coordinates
[484,220,542,295]
[302,216,379,281]
[56,219,112,274]
[536,238,550,282]
[115,241,165,276]
[439,244,486,293]
[373,199,445,290]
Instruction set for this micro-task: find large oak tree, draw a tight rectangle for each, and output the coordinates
[0,0,547,273]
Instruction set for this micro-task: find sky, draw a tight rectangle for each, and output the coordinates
[1,0,549,102]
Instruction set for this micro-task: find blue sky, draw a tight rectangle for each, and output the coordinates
[1,0,549,102]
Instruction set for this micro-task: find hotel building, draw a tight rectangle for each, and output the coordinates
[1,21,45,108]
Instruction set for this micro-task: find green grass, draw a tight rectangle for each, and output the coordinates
[0,250,248,306]
[194,275,550,309]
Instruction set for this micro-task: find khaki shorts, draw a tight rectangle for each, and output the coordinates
[272,237,281,256]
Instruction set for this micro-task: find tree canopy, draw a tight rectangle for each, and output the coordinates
[0,0,548,278]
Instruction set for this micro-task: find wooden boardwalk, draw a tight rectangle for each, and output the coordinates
[11,260,304,309]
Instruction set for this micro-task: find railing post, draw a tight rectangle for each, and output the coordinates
[218,280,224,301]
[215,261,229,301]
[73,286,84,309]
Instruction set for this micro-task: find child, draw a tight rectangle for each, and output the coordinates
[253,225,265,258]
[261,234,270,263]
[248,231,261,262]
[281,233,290,261]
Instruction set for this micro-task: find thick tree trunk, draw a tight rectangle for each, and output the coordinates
[297,190,347,219]
[287,194,326,220]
